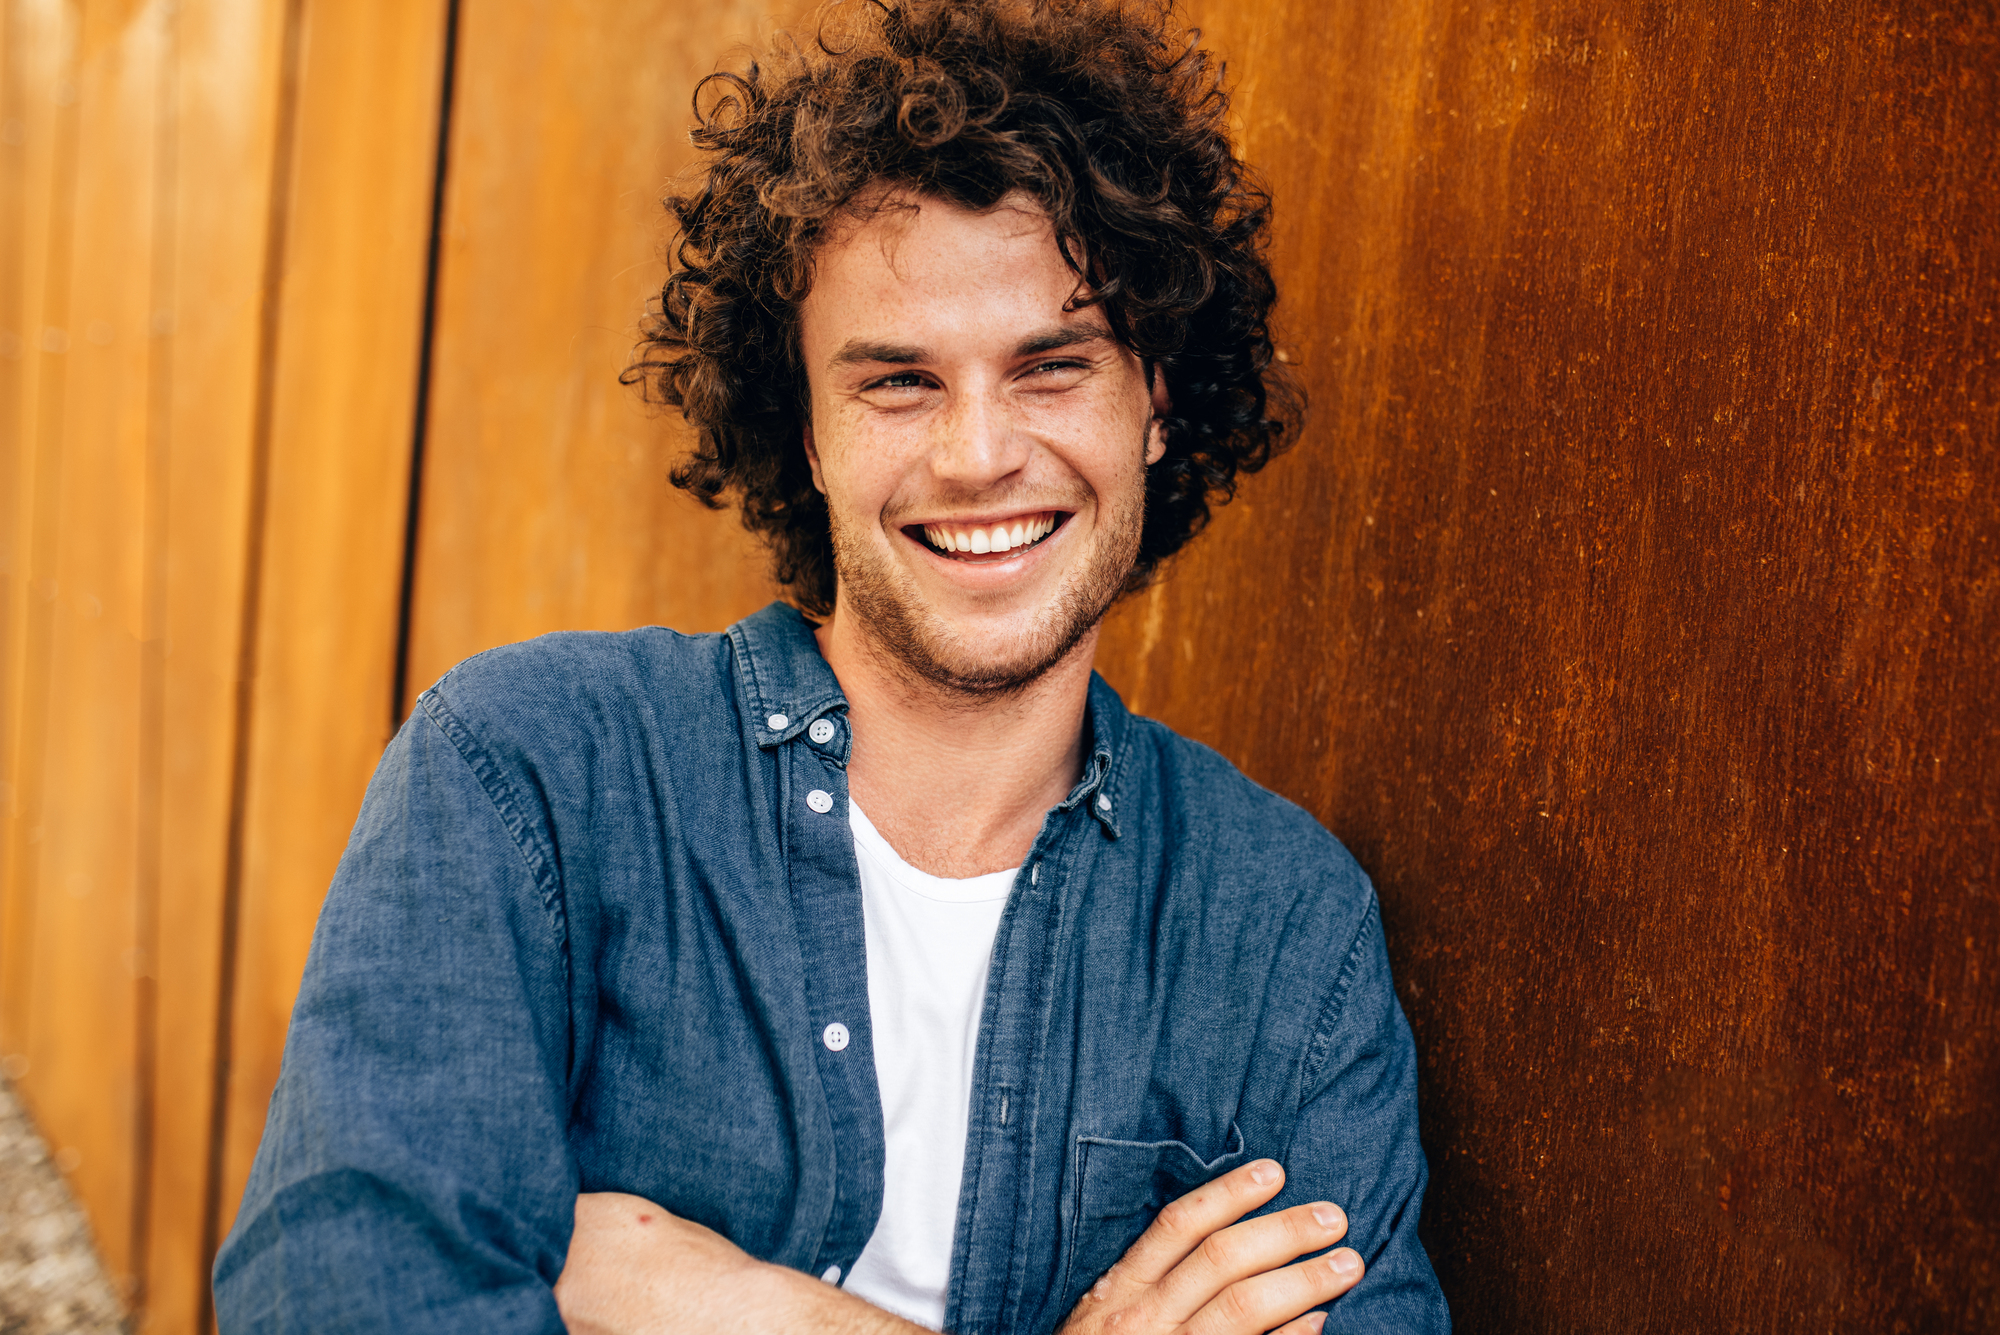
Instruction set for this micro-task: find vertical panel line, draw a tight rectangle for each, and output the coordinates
[196,0,307,1326]
[129,0,182,1319]
[1,0,82,1070]
[390,0,464,729]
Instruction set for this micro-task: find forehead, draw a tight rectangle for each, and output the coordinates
[801,190,1104,351]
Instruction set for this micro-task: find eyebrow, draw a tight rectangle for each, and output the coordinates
[827,324,1113,369]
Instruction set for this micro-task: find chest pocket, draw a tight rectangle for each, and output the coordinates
[1057,1122,1248,1314]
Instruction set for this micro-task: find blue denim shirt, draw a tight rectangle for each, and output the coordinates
[215,603,1447,1333]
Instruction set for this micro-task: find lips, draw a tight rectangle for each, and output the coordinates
[914,511,1064,558]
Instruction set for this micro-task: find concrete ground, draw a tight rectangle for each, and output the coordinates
[0,1074,124,1334]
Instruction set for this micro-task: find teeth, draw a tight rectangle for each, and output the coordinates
[925,513,1057,556]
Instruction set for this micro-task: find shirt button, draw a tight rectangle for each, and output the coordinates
[806,789,833,814]
[809,718,836,745]
[821,1264,843,1284]
[767,712,789,731]
[822,1022,850,1051]
[1097,793,1112,811]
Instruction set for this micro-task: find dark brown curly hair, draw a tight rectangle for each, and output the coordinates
[623,0,1299,615]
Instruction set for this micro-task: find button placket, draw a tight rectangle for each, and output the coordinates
[775,736,883,1282]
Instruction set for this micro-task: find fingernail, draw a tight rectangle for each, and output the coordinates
[1311,1203,1344,1230]
[1305,1314,1328,1333]
[1251,1160,1281,1186]
[1331,1248,1363,1277]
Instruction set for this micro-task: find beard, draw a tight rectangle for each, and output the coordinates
[828,470,1145,699]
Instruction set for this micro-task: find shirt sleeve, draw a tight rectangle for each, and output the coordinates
[1283,893,1452,1334]
[213,701,579,1334]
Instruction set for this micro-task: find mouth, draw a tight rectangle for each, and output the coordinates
[908,510,1068,563]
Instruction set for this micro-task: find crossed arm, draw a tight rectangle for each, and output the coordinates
[555,1160,1364,1335]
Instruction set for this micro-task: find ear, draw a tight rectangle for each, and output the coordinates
[803,420,827,494]
[1144,364,1171,466]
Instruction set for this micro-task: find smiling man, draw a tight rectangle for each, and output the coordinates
[214,3,1446,1333]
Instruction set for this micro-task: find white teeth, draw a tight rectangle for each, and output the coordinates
[925,513,1058,555]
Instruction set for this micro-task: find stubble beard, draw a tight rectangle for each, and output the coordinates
[829,474,1146,700]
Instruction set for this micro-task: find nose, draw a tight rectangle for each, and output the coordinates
[929,384,1029,490]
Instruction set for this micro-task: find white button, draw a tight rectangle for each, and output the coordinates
[809,718,836,745]
[767,713,789,731]
[822,1022,850,1051]
[806,789,833,814]
[1097,793,1112,811]
[821,1264,843,1284]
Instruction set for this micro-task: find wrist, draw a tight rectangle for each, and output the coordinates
[771,1267,927,1333]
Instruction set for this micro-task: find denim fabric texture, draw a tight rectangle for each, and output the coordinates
[213,603,1449,1333]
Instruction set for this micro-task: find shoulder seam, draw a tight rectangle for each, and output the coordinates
[415,688,570,963]
[1297,889,1382,1094]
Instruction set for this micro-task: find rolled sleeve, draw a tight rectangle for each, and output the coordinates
[214,704,578,1333]
[1284,894,1450,1334]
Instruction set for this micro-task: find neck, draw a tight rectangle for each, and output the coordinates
[815,611,1096,879]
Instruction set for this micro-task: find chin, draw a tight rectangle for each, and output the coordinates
[868,597,1099,697]
[837,554,1126,698]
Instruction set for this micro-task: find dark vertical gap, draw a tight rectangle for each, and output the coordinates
[390,0,464,730]
[128,0,182,1320]
[194,0,307,1327]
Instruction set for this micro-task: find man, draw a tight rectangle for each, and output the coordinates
[214,2,1448,1332]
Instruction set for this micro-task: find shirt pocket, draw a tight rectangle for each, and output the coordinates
[1057,1121,1248,1315]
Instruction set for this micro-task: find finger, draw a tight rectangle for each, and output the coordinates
[1184,1248,1365,1335]
[1153,1202,1351,1324]
[1269,1311,1329,1335]
[1113,1159,1288,1285]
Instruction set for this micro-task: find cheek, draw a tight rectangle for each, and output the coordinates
[818,433,916,528]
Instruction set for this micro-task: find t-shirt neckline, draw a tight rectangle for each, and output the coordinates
[848,801,1020,905]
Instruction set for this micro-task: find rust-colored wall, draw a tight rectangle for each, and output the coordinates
[1097,1,2000,1328]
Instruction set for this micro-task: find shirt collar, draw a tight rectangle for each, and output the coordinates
[728,602,848,749]
[727,599,1129,837]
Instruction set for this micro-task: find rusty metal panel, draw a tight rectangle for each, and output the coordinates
[1100,1,2000,1328]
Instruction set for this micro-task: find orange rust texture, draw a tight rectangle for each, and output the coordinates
[1098,0,2000,1327]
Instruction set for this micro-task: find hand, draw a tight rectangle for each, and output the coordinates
[554,1192,926,1335]
[1058,1159,1364,1335]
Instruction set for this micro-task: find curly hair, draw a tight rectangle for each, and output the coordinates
[623,0,1299,615]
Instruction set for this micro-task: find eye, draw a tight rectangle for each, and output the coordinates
[1022,359,1091,384]
[868,371,929,390]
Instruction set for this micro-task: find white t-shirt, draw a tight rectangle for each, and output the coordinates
[841,802,1017,1331]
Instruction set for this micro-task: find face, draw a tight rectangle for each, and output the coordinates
[798,190,1168,694]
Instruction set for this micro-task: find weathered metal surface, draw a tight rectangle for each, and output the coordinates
[1098,1,2000,1328]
